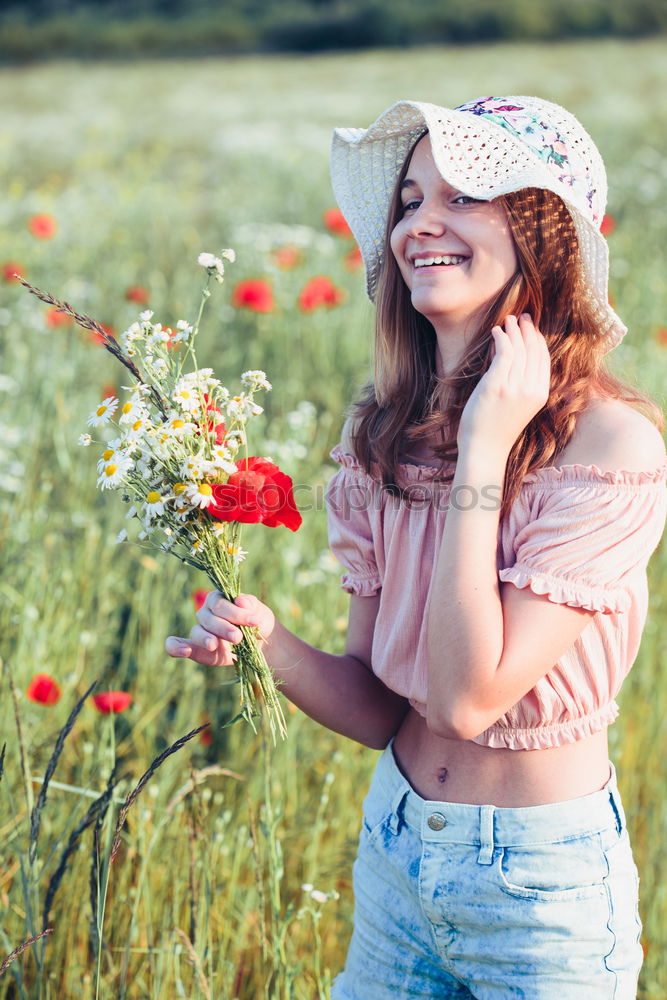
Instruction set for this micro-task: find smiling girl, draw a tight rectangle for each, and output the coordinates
[167,96,666,997]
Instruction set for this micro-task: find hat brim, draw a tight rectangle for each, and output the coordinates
[331,100,626,352]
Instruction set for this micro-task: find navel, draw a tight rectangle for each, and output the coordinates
[437,767,449,784]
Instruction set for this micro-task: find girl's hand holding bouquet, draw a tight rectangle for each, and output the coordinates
[167,591,276,668]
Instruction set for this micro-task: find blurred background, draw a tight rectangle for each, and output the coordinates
[0,0,666,60]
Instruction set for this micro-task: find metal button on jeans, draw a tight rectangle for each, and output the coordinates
[427,812,447,831]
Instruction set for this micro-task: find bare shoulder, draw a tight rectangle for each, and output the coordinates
[557,398,666,473]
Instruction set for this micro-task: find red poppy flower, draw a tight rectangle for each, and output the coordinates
[92,691,132,714]
[26,673,61,706]
[208,457,302,531]
[200,718,213,745]
[101,383,118,400]
[271,245,302,270]
[231,279,274,314]
[323,208,352,239]
[344,245,363,272]
[192,589,210,610]
[28,213,57,240]
[654,327,667,347]
[2,261,24,283]
[45,305,72,328]
[600,214,615,237]
[125,285,150,304]
[298,275,344,313]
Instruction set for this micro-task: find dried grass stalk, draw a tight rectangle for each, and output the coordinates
[110,723,209,863]
[174,927,211,1000]
[0,928,53,976]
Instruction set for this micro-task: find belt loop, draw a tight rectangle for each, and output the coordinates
[477,805,495,865]
[387,784,410,836]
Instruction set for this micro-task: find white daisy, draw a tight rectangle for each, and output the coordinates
[119,397,149,425]
[172,382,203,414]
[143,491,166,518]
[185,482,215,509]
[225,543,248,564]
[87,396,118,427]
[211,522,227,538]
[180,454,210,480]
[163,414,196,437]
[226,394,263,420]
[78,433,92,447]
[221,248,236,263]
[97,453,132,490]
[241,370,272,392]
[139,310,154,322]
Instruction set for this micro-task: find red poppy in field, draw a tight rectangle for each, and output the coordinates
[298,275,344,313]
[125,285,150,304]
[90,322,116,346]
[92,691,133,714]
[101,383,118,400]
[654,327,667,347]
[208,457,302,531]
[323,208,352,239]
[271,245,302,270]
[600,213,616,237]
[200,718,213,745]
[45,305,72,328]
[344,245,363,272]
[192,589,211,610]
[2,261,24,283]
[28,213,57,240]
[231,279,274,314]
[26,673,62,706]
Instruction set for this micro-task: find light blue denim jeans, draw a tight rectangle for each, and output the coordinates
[331,740,643,999]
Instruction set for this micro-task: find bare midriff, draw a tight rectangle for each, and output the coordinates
[393,707,611,807]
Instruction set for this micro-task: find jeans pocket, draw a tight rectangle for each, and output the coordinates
[497,834,608,902]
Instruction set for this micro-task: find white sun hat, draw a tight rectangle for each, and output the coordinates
[330,95,625,351]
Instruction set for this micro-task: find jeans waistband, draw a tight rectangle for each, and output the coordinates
[375,739,626,852]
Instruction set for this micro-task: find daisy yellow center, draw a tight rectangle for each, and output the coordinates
[173,482,186,494]
[193,540,201,550]
[105,464,118,477]
[132,419,143,431]
[198,484,213,496]
[147,491,161,503]
[226,544,238,555]
[96,404,108,416]
[122,402,133,414]
[180,390,191,399]
[103,449,114,461]
[172,419,185,429]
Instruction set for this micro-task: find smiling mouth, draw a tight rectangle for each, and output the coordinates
[413,255,469,268]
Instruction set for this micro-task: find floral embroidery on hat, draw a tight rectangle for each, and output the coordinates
[455,96,599,223]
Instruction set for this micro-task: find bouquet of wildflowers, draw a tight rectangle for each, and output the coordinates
[21,251,302,742]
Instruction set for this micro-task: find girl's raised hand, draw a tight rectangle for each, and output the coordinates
[458,313,551,456]
[165,591,275,667]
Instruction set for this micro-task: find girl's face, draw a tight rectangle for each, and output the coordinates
[390,135,518,331]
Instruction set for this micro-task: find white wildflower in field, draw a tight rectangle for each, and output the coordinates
[227,394,263,420]
[87,395,118,427]
[78,433,92,446]
[197,252,226,283]
[241,370,272,392]
[116,529,128,544]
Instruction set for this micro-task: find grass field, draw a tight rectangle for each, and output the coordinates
[1,39,667,998]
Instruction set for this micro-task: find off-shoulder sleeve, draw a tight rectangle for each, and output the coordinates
[499,464,667,614]
[325,441,382,597]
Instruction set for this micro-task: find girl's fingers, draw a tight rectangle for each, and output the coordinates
[197,605,244,642]
[165,633,235,667]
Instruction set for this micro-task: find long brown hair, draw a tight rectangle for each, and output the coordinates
[350,147,662,521]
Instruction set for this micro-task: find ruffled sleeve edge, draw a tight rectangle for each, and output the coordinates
[498,562,631,614]
[340,572,382,597]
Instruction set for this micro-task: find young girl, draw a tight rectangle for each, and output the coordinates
[166,95,667,997]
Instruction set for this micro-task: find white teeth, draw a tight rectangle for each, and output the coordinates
[414,255,467,268]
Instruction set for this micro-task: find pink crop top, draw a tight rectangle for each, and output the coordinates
[326,441,667,750]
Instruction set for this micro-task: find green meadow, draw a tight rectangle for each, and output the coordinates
[1,38,666,998]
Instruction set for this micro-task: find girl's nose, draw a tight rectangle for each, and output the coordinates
[405,201,447,238]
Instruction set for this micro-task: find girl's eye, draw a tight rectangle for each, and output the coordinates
[453,195,483,205]
[402,199,421,212]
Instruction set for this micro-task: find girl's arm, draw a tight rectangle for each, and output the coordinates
[166,591,409,749]
[425,313,665,741]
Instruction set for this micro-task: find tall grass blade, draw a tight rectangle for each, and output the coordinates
[4,660,34,816]
[29,680,98,864]
[110,723,209,863]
